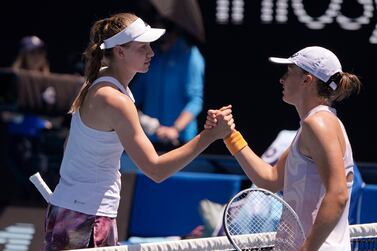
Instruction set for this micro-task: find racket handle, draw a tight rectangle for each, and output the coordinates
[29,172,52,203]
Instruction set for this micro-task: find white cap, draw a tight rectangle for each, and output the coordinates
[269,46,342,90]
[100,18,166,50]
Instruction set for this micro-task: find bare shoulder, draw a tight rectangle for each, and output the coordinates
[302,111,339,134]
[299,111,343,157]
[86,83,138,130]
[92,84,135,112]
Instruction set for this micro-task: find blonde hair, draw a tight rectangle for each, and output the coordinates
[69,12,138,113]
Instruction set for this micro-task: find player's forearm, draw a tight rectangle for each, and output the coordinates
[303,192,348,250]
[148,129,216,182]
[235,146,281,191]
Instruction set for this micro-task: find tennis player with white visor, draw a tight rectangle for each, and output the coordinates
[206,46,362,250]
[41,12,235,250]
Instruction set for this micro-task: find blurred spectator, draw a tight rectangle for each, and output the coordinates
[12,35,50,74]
[131,0,205,151]
[2,35,56,202]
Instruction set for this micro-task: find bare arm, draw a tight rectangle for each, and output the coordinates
[234,147,287,192]
[109,95,234,182]
[299,112,349,251]
[205,108,286,192]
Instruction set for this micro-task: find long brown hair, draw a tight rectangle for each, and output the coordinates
[69,12,138,113]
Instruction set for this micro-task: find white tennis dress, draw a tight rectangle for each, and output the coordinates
[50,76,134,218]
[283,105,353,251]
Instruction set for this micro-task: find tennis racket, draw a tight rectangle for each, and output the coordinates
[223,187,305,251]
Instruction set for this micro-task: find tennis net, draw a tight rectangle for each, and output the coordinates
[68,222,377,251]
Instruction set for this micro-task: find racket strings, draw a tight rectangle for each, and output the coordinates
[224,189,305,251]
[275,209,305,250]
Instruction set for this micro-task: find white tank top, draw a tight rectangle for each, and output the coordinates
[283,105,353,250]
[50,76,135,217]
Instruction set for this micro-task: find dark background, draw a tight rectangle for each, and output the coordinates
[0,0,376,162]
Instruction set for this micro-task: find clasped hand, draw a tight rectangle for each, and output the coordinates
[204,105,235,139]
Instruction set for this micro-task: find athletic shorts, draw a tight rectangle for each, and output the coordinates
[43,204,118,251]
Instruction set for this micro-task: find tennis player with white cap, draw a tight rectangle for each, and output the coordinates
[269,46,343,91]
[206,46,362,250]
[44,12,234,250]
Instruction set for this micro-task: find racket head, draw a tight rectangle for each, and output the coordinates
[223,187,305,251]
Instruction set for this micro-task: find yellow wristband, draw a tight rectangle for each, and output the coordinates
[223,131,248,156]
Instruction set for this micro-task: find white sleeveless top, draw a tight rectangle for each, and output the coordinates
[50,76,134,217]
[283,105,354,250]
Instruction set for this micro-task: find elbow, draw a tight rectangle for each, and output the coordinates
[250,179,281,193]
[254,173,282,193]
[137,157,166,183]
[149,174,166,183]
[330,189,349,212]
[338,191,349,210]
[261,184,282,194]
[144,167,166,183]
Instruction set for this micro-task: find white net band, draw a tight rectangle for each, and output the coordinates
[67,223,377,251]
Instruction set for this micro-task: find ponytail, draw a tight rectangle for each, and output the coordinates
[69,42,103,113]
[317,72,362,102]
[69,12,139,113]
[334,72,362,102]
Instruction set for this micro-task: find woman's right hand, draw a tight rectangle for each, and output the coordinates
[204,105,235,139]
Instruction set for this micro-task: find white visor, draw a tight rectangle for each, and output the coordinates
[100,18,166,50]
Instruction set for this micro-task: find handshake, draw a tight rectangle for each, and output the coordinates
[138,105,245,152]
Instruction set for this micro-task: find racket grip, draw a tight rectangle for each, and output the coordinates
[29,172,52,203]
